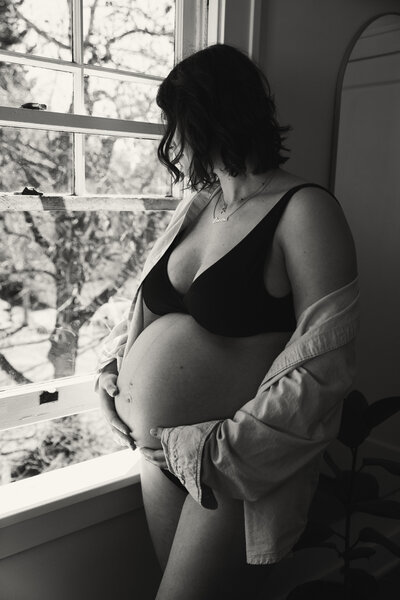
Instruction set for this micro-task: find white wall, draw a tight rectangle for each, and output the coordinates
[0,506,161,600]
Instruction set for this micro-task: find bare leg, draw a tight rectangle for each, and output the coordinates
[156,490,276,600]
[140,456,187,571]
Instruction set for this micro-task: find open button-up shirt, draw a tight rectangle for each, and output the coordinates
[95,187,360,565]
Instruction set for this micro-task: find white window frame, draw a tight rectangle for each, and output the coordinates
[0,0,207,432]
[0,0,207,196]
[0,0,261,436]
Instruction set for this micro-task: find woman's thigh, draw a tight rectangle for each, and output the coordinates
[156,490,276,600]
[140,457,188,571]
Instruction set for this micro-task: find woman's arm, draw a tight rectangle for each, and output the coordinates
[279,186,357,320]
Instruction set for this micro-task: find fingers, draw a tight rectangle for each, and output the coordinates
[112,428,137,450]
[110,412,131,437]
[149,427,162,440]
[140,447,167,469]
[98,385,125,426]
[102,373,119,398]
[111,424,137,450]
[98,387,136,449]
[109,410,136,449]
[140,427,167,466]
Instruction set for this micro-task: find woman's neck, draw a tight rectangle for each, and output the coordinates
[213,166,278,206]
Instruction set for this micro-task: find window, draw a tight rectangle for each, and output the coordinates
[0,0,207,484]
[0,0,178,195]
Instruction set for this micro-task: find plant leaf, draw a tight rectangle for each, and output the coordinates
[338,390,370,448]
[365,396,400,429]
[317,471,379,503]
[353,499,400,519]
[362,457,400,476]
[358,527,400,557]
[286,580,344,600]
[292,520,336,551]
[341,546,376,560]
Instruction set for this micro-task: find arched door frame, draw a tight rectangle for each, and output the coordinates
[329,12,400,188]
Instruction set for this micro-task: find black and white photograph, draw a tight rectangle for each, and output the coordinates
[0,1,399,599]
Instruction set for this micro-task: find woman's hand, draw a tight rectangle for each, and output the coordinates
[139,427,167,469]
[98,361,136,450]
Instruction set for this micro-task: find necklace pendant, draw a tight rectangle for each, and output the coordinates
[212,215,228,223]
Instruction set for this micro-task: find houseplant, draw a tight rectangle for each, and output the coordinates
[287,390,400,600]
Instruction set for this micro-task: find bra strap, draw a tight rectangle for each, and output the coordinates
[253,182,341,244]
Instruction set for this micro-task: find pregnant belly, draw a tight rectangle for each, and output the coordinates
[115,313,288,449]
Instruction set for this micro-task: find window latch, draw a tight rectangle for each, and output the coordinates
[20,102,47,110]
[40,390,59,404]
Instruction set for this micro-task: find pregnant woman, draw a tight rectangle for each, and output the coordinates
[96,44,359,600]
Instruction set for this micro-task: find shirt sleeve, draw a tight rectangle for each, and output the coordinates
[161,335,357,508]
[93,315,130,392]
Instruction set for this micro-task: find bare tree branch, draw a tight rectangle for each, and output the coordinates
[23,142,58,168]
[0,269,56,281]
[108,25,172,45]
[0,216,31,241]
[7,152,41,189]
[0,336,50,350]
[86,0,100,45]
[14,6,70,51]
[22,212,51,253]
[0,352,32,384]
[0,325,25,341]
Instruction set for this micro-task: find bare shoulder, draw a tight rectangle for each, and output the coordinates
[276,183,358,318]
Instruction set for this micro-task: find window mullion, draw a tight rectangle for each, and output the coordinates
[72,0,85,194]
[73,133,85,195]
[174,0,208,198]
[0,107,163,137]
[175,0,208,61]
[0,51,163,85]
[83,64,164,85]
[0,49,80,74]
[72,0,84,64]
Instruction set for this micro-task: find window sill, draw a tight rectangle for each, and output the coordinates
[0,449,142,559]
[0,193,180,211]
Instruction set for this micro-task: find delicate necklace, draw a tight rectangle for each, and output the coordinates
[212,170,276,224]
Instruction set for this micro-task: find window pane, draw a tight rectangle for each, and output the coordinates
[0,0,72,61]
[0,412,123,485]
[85,74,160,123]
[0,209,171,390]
[0,62,73,112]
[0,127,73,194]
[85,135,170,195]
[83,0,175,77]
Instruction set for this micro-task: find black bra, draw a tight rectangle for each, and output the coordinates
[141,183,339,337]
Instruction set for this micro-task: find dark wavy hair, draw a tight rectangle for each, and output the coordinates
[156,43,291,191]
